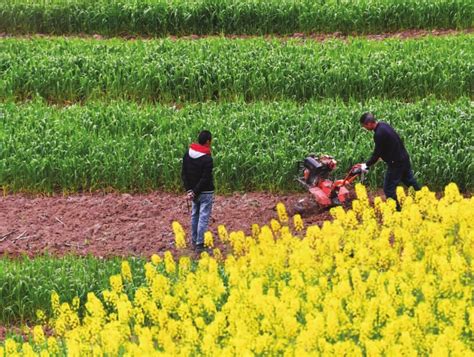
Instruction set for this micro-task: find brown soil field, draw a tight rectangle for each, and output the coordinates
[0,191,343,258]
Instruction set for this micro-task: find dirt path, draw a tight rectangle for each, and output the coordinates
[1,29,471,42]
[169,28,473,42]
[0,191,338,258]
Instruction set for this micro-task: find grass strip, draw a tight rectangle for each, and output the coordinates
[0,98,472,193]
[1,35,472,103]
[1,0,472,36]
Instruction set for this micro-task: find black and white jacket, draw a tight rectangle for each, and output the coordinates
[181,146,214,196]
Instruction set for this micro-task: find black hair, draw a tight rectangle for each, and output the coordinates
[198,130,212,145]
[360,112,376,125]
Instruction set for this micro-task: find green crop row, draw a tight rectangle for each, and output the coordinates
[0,255,148,325]
[1,0,472,36]
[0,35,472,103]
[0,98,472,193]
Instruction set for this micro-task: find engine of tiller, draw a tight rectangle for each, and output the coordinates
[296,154,364,208]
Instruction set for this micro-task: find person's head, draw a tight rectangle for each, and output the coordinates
[359,112,378,131]
[198,130,212,146]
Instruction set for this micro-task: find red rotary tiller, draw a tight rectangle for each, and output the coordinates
[296,154,366,211]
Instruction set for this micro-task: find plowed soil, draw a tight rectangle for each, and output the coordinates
[0,191,343,258]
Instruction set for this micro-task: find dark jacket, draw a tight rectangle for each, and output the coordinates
[366,122,409,167]
[181,149,214,195]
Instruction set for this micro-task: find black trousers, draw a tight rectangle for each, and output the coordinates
[383,161,420,210]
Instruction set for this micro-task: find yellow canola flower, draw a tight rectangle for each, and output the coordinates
[251,223,260,239]
[204,231,214,248]
[11,184,473,356]
[5,339,17,355]
[51,291,60,316]
[442,182,463,204]
[270,219,282,233]
[164,251,176,274]
[46,337,59,354]
[355,183,369,205]
[172,220,185,236]
[121,261,133,282]
[72,296,80,312]
[33,325,46,345]
[213,248,223,262]
[85,292,106,321]
[178,256,191,276]
[175,232,186,249]
[276,202,289,224]
[293,214,304,231]
[110,274,123,293]
[172,221,187,248]
[39,350,50,357]
[151,254,161,266]
[396,186,407,207]
[36,309,46,324]
[218,224,229,242]
[21,343,36,357]
[373,196,384,216]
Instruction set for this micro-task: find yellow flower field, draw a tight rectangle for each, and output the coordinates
[2,184,473,356]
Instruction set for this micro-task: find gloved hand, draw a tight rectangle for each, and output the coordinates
[360,163,369,173]
[186,190,195,200]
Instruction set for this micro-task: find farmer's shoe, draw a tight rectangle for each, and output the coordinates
[194,244,210,254]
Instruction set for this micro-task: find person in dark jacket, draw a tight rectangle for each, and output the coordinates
[359,112,420,211]
[181,130,214,252]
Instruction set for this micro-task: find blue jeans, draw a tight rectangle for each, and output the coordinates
[384,161,420,210]
[191,193,214,245]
